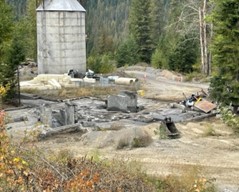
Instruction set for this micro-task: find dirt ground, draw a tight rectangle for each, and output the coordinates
[6,66,239,192]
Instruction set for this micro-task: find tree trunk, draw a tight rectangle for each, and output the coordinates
[199,0,211,76]
[208,23,213,76]
[203,0,208,75]
[199,7,205,74]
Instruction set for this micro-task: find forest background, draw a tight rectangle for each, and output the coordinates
[1,0,239,109]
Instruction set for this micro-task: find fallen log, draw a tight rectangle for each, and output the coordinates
[38,123,83,140]
[182,112,217,122]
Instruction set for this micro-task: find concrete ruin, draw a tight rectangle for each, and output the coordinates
[40,101,76,127]
[107,91,138,112]
[6,93,218,141]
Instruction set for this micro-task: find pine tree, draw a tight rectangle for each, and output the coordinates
[210,0,239,112]
[116,36,139,67]
[5,37,25,99]
[24,0,37,60]
[150,0,165,45]
[129,0,153,63]
[0,1,25,100]
[0,0,13,64]
[168,35,198,73]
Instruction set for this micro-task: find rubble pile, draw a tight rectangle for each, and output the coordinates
[179,89,217,113]
[20,68,139,91]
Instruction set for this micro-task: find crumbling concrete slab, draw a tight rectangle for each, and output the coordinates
[40,104,52,127]
[107,91,138,113]
[119,91,138,112]
[107,95,128,112]
[38,123,83,140]
[65,102,76,125]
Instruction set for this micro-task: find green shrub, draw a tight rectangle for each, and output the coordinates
[168,34,198,73]
[202,125,217,137]
[220,106,239,133]
[150,166,216,192]
[154,124,168,139]
[115,36,139,67]
[87,54,115,74]
[151,48,168,69]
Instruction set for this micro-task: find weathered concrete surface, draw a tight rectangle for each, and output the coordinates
[38,123,83,140]
[107,91,138,113]
[119,91,137,112]
[107,95,128,112]
[40,104,52,127]
[65,102,76,125]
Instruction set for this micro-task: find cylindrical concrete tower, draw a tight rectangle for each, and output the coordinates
[37,0,86,74]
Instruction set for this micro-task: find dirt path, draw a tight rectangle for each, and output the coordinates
[125,69,209,101]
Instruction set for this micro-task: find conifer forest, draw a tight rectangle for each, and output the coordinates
[1,0,239,109]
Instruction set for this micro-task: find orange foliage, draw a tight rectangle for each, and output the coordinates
[0,111,30,191]
[1,112,153,191]
[64,169,101,192]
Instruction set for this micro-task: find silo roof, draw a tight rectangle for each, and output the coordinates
[36,0,86,12]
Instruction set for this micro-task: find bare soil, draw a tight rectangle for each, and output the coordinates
[6,67,239,192]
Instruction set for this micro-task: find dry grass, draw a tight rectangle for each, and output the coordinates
[116,131,153,149]
[116,136,131,149]
[22,84,142,100]
[151,165,216,192]
[1,117,216,192]
[202,125,218,137]
[22,86,119,100]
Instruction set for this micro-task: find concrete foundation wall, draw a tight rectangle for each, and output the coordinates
[37,11,86,74]
[119,91,137,112]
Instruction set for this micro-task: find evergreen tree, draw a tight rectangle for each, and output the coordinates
[5,37,25,98]
[0,1,25,100]
[116,36,139,67]
[150,0,165,45]
[24,0,37,60]
[168,35,198,73]
[210,0,239,111]
[151,47,168,69]
[151,0,189,71]
[0,0,13,65]
[86,0,130,55]
[129,0,153,63]
[97,28,115,54]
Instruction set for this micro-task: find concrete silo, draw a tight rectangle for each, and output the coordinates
[37,0,86,74]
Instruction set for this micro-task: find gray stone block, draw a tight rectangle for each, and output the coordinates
[119,91,137,112]
[107,95,128,112]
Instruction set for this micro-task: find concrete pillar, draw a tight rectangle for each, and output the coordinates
[40,104,52,127]
[65,102,76,125]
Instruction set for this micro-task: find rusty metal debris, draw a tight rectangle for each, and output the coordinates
[181,89,216,113]
[161,117,180,139]
[194,99,217,113]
